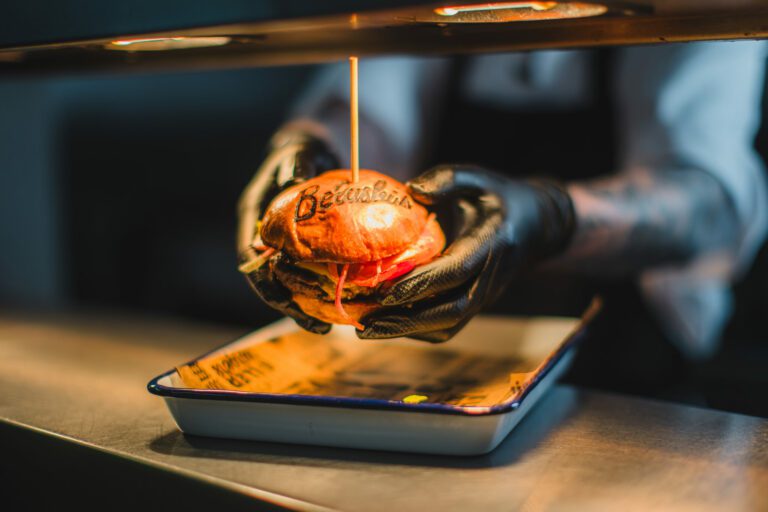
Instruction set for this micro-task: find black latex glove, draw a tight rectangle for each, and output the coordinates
[237,127,339,334]
[358,164,576,342]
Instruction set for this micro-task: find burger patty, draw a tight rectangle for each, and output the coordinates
[271,254,379,302]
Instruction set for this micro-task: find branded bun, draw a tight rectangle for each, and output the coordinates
[261,169,429,263]
[255,169,445,329]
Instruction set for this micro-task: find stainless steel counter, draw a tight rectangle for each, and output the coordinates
[2,313,767,511]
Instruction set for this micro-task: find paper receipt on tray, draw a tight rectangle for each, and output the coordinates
[176,332,536,407]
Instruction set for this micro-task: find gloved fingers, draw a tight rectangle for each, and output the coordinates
[403,319,473,343]
[245,267,332,335]
[237,136,340,260]
[406,330,454,343]
[292,310,333,335]
[453,198,479,238]
[237,150,285,258]
[278,140,340,187]
[357,294,472,340]
[408,164,504,205]
[408,248,507,343]
[379,195,504,306]
[359,258,496,341]
[289,307,332,334]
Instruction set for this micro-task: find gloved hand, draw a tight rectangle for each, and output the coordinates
[358,164,577,342]
[237,126,339,334]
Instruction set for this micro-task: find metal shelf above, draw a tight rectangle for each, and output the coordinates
[2,1,768,75]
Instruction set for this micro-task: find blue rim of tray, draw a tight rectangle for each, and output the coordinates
[148,299,600,416]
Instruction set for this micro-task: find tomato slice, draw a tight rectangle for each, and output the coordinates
[334,263,364,330]
[298,214,444,288]
[347,261,415,287]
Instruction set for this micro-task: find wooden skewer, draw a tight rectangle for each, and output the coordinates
[349,56,359,184]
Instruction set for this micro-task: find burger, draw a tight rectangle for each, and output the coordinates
[250,169,445,329]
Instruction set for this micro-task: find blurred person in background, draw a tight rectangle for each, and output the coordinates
[239,42,768,398]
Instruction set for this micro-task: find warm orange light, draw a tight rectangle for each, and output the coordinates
[425,1,606,23]
[435,2,558,16]
[360,204,397,230]
[106,36,231,51]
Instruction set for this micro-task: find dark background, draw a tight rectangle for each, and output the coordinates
[1,3,767,419]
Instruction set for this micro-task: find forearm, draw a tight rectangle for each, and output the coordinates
[551,168,740,274]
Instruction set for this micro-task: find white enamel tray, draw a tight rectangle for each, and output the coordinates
[149,304,597,456]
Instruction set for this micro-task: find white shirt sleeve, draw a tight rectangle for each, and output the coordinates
[616,41,768,357]
[617,41,768,271]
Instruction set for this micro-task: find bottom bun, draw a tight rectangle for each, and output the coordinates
[293,293,379,328]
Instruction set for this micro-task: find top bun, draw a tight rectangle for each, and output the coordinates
[261,169,429,263]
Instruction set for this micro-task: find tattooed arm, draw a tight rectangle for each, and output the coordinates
[360,42,768,348]
[555,167,740,274]
[553,42,768,354]
[554,42,768,280]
